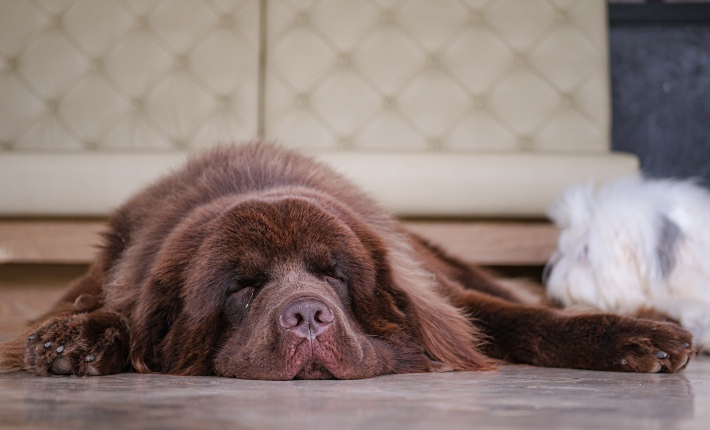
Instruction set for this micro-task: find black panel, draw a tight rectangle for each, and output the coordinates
[610,3,710,25]
[609,3,710,186]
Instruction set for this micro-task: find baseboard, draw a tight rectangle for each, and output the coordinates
[0,219,558,266]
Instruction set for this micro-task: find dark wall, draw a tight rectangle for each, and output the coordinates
[609,23,710,186]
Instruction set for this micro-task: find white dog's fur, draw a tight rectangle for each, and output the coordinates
[545,175,710,353]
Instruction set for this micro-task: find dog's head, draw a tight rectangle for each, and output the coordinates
[545,177,684,313]
[128,189,486,379]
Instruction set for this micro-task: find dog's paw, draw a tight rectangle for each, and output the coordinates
[598,317,695,373]
[24,311,130,376]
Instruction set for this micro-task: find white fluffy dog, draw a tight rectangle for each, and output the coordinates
[545,175,710,353]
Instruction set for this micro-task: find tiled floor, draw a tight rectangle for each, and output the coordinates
[1,358,708,430]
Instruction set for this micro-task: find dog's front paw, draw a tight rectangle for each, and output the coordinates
[593,316,695,373]
[25,311,129,376]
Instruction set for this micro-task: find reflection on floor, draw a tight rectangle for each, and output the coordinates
[1,358,708,429]
[1,264,708,428]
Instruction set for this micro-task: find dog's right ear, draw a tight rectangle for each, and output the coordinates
[128,206,220,373]
[130,275,184,373]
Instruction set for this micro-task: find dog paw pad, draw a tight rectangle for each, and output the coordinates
[50,357,74,375]
[23,312,129,376]
[86,366,101,376]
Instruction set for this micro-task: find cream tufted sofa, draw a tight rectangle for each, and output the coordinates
[0,0,637,263]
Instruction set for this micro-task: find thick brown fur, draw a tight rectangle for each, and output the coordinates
[0,143,695,379]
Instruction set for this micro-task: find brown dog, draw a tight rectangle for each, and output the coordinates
[0,143,694,379]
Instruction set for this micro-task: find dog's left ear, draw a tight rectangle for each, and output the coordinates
[383,246,493,372]
[656,215,682,278]
[346,217,493,372]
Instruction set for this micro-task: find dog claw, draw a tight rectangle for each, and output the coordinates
[85,354,96,362]
[657,351,668,359]
[44,341,52,348]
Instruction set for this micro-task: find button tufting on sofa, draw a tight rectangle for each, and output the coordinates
[0,0,636,218]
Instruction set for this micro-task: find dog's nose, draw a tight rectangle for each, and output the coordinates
[279,297,334,339]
